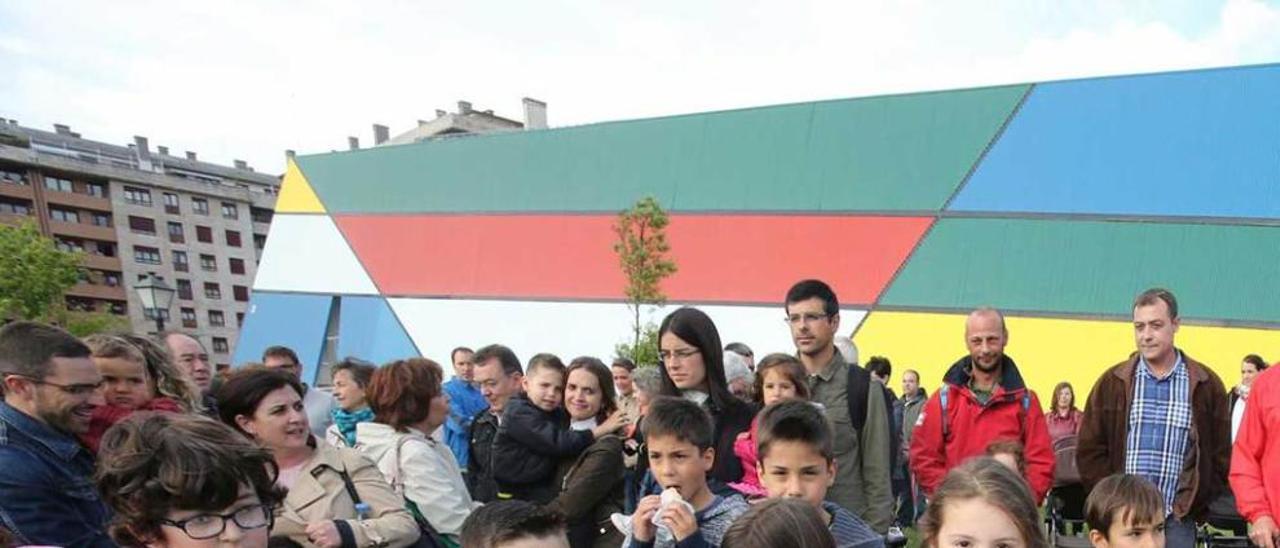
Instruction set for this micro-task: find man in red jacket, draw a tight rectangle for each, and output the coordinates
[1231,365,1280,548]
[908,307,1054,503]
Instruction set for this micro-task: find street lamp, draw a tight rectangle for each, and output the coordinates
[133,272,176,333]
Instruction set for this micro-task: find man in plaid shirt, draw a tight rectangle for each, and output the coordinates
[1078,288,1231,548]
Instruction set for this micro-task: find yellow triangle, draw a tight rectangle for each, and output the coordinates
[276,158,327,213]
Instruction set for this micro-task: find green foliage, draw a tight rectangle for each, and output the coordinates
[614,322,660,368]
[612,196,677,362]
[0,221,83,320]
[53,308,131,337]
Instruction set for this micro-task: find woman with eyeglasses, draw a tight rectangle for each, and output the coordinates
[217,367,420,548]
[656,307,757,485]
[95,412,282,547]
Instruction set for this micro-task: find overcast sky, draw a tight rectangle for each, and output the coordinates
[2,0,1278,175]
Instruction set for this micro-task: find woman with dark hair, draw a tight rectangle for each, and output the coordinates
[1045,382,1083,445]
[96,413,282,547]
[217,367,420,548]
[546,356,626,548]
[357,358,477,547]
[1232,354,1269,442]
[656,307,756,485]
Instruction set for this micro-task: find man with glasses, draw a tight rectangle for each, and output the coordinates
[0,321,114,546]
[262,345,335,438]
[785,279,894,534]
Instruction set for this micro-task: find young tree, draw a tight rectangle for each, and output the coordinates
[0,221,83,320]
[613,196,677,364]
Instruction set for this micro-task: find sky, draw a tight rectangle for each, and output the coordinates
[2,0,1278,175]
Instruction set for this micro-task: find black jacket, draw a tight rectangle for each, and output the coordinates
[493,394,594,503]
[468,408,500,503]
[707,397,757,485]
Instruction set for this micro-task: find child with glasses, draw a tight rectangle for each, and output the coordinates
[95,412,284,547]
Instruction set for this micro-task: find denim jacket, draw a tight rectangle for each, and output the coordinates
[0,401,115,547]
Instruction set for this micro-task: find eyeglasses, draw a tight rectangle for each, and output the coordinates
[658,348,701,362]
[785,313,831,326]
[159,504,272,540]
[7,375,104,397]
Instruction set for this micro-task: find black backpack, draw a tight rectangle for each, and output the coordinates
[846,364,898,465]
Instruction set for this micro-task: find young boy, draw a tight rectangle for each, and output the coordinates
[493,353,622,502]
[460,500,571,548]
[628,396,749,548]
[1085,473,1166,548]
[755,400,884,548]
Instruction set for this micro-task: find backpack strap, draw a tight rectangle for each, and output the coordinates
[939,384,951,443]
[846,364,870,431]
[1019,390,1031,439]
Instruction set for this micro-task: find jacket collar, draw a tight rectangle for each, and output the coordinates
[1112,349,1209,386]
[943,354,1028,393]
[286,442,349,512]
[812,348,847,382]
[0,401,87,462]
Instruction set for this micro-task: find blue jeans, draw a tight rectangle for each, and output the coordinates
[1164,516,1197,548]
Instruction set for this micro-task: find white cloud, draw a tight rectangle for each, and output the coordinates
[0,0,1276,174]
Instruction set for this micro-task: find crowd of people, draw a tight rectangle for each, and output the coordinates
[0,279,1277,548]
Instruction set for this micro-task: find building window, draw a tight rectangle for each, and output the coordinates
[196,225,212,243]
[0,168,27,185]
[225,230,242,247]
[181,308,198,329]
[94,241,116,257]
[133,246,162,265]
[236,312,244,327]
[90,212,111,226]
[173,250,189,272]
[251,207,273,223]
[44,176,73,193]
[211,337,229,354]
[164,192,180,214]
[204,282,221,300]
[56,238,85,253]
[85,182,107,198]
[176,279,193,300]
[229,257,246,275]
[104,272,120,286]
[192,197,209,215]
[144,308,172,321]
[200,254,217,271]
[49,207,79,223]
[123,186,152,206]
[232,285,249,302]
[221,202,238,219]
[128,215,156,235]
[167,221,184,243]
[208,310,225,327]
[253,233,267,249]
[0,200,31,215]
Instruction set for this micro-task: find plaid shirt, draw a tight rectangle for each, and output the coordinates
[1125,351,1191,515]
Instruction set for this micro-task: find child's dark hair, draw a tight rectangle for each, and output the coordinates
[526,352,566,379]
[460,500,567,548]
[756,399,834,462]
[752,353,810,405]
[985,439,1027,478]
[95,413,282,546]
[722,497,836,548]
[643,396,713,450]
[1085,474,1165,539]
[920,457,1046,548]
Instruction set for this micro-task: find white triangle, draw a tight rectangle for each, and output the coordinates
[253,215,378,295]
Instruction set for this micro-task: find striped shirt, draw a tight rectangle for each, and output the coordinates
[1125,352,1191,515]
[824,501,886,548]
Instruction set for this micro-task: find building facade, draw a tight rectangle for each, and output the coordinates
[0,120,278,369]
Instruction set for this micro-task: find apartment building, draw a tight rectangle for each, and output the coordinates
[0,119,278,368]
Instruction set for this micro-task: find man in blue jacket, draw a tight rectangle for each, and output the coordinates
[0,321,114,547]
[444,346,488,476]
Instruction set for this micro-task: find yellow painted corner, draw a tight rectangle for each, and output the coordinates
[276,158,327,213]
[854,311,1280,403]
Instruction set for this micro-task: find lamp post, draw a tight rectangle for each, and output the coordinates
[133,272,176,333]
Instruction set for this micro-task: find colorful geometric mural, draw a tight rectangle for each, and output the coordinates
[237,63,1280,400]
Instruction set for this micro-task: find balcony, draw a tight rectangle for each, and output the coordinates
[0,211,33,227]
[81,253,122,271]
[65,282,127,301]
[0,183,35,201]
[48,219,116,242]
[44,189,112,212]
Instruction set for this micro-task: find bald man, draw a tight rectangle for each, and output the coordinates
[908,307,1054,503]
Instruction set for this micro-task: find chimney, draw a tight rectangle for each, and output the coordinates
[373,124,389,145]
[347,137,360,150]
[522,97,548,130]
[157,145,169,156]
[185,151,197,161]
[234,159,248,170]
[133,136,151,159]
[435,109,447,118]
[457,101,472,114]
[53,123,72,135]
[285,149,297,159]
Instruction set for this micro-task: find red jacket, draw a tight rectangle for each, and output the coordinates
[1231,366,1280,523]
[909,356,1055,503]
[80,397,183,453]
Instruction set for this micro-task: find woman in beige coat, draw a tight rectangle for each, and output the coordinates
[218,367,420,548]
